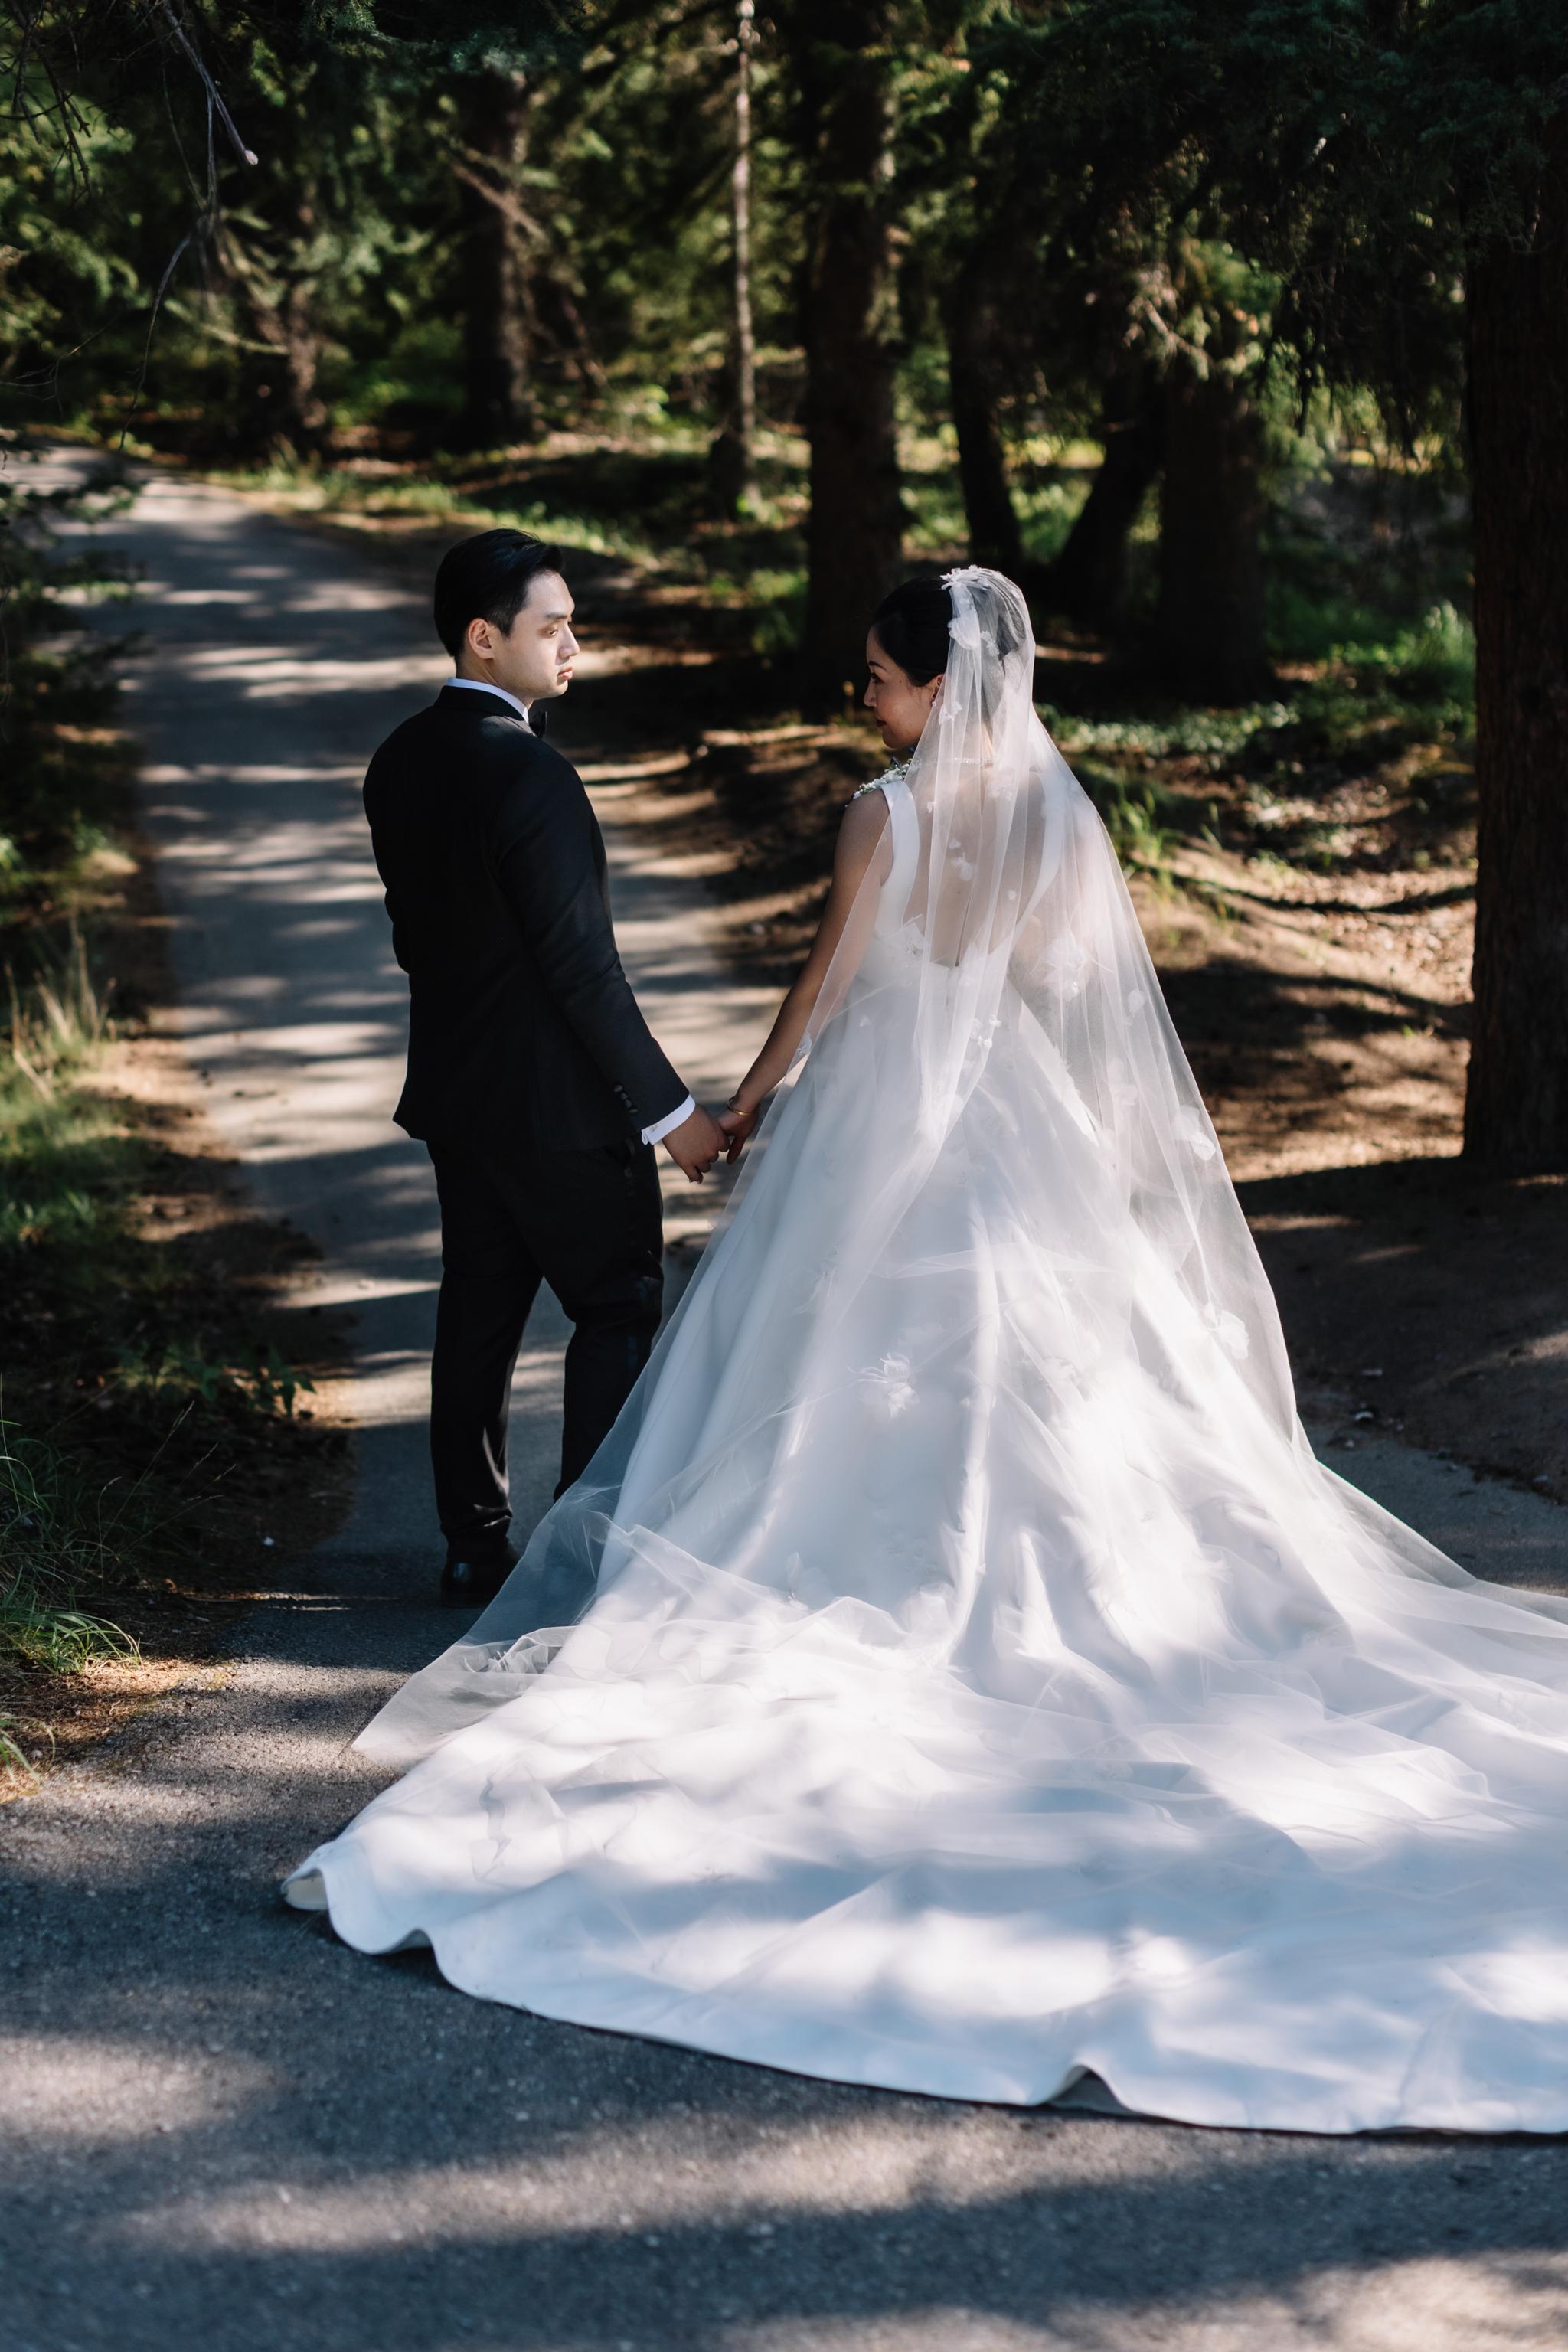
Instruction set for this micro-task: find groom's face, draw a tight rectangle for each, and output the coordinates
[466,570,579,707]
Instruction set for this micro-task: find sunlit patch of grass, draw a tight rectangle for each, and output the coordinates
[0,1713,47,1787]
[0,1415,142,1674]
[0,946,304,1694]
[0,934,130,1260]
[112,1337,315,1419]
[206,456,665,565]
[1047,606,1473,817]
[1015,475,1093,570]
[741,567,807,658]
[3,918,113,1092]
[0,1592,138,1674]
[1047,701,1301,766]
[1330,600,1474,707]
[1072,763,1181,887]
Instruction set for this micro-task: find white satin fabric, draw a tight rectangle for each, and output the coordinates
[287,578,1568,2134]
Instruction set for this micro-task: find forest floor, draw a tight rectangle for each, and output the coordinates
[243,442,1565,1514]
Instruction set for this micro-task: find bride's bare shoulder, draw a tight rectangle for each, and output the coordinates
[837,777,896,882]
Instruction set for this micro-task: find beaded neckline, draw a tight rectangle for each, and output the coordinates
[850,758,911,804]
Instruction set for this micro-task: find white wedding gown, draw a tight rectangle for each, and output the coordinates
[288,573,1568,2135]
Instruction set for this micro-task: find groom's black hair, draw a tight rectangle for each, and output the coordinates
[870,577,953,685]
[433,529,564,659]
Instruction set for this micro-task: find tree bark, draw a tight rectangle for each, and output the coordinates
[946,247,1024,577]
[456,70,535,450]
[221,190,328,457]
[1039,359,1163,632]
[1151,315,1270,700]
[1462,126,1568,1171]
[276,216,329,456]
[710,0,759,512]
[791,2,904,706]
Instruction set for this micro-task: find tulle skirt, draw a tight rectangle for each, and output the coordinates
[287,970,1568,2132]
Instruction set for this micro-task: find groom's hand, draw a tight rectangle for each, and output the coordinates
[662,1102,726,1184]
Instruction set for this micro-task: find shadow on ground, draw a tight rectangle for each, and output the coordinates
[1245,1152,1568,1498]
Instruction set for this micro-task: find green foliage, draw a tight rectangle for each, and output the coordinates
[0,1712,45,1780]
[0,999,322,1692]
[1050,603,1472,788]
[985,0,1561,439]
[6,0,1545,643]
[2,919,113,1098]
[113,1337,315,1419]
[0,877,316,1692]
[1047,703,1298,768]
[0,0,809,460]
[0,1414,141,1674]
[1073,767,1179,880]
[741,566,808,657]
[0,1040,126,1255]
[0,470,136,920]
[1332,602,1475,707]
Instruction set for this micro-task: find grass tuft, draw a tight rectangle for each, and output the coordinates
[0,1413,141,1673]
[113,1338,315,1419]
[4,917,113,1098]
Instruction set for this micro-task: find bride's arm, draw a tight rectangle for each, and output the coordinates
[721,787,892,1145]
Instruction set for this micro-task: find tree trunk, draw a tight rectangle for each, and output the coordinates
[1040,359,1163,632]
[456,70,535,450]
[1462,126,1568,1171]
[791,1,904,707]
[224,189,328,458]
[1151,317,1270,700]
[710,0,758,512]
[277,212,329,456]
[946,247,1024,577]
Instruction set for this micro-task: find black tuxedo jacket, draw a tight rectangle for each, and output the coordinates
[364,684,688,1153]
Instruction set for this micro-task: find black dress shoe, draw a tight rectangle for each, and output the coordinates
[439,1542,519,1609]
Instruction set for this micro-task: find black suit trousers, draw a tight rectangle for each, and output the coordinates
[427,1136,664,1557]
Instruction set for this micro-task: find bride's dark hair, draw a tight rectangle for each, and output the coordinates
[871,577,953,684]
[874,573,1026,730]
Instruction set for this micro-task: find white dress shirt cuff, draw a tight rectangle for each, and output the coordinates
[641,1094,695,1148]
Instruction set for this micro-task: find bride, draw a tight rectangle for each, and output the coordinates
[288,567,1568,2135]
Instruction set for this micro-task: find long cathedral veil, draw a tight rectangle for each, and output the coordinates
[353,565,1491,1767]
[796,564,1298,1429]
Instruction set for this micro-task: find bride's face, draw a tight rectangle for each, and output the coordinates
[864,629,940,754]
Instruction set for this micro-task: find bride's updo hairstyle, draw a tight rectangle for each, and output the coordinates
[870,577,954,685]
[872,573,1024,731]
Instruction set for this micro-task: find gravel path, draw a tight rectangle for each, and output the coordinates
[6,465,1568,2352]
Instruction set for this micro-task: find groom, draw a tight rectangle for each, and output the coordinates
[364,529,726,1606]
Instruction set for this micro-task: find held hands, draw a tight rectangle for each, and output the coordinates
[717,1101,759,1164]
[661,1101,728,1184]
[660,1096,761,1182]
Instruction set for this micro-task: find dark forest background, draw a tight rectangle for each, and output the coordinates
[5,1,1566,1159]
